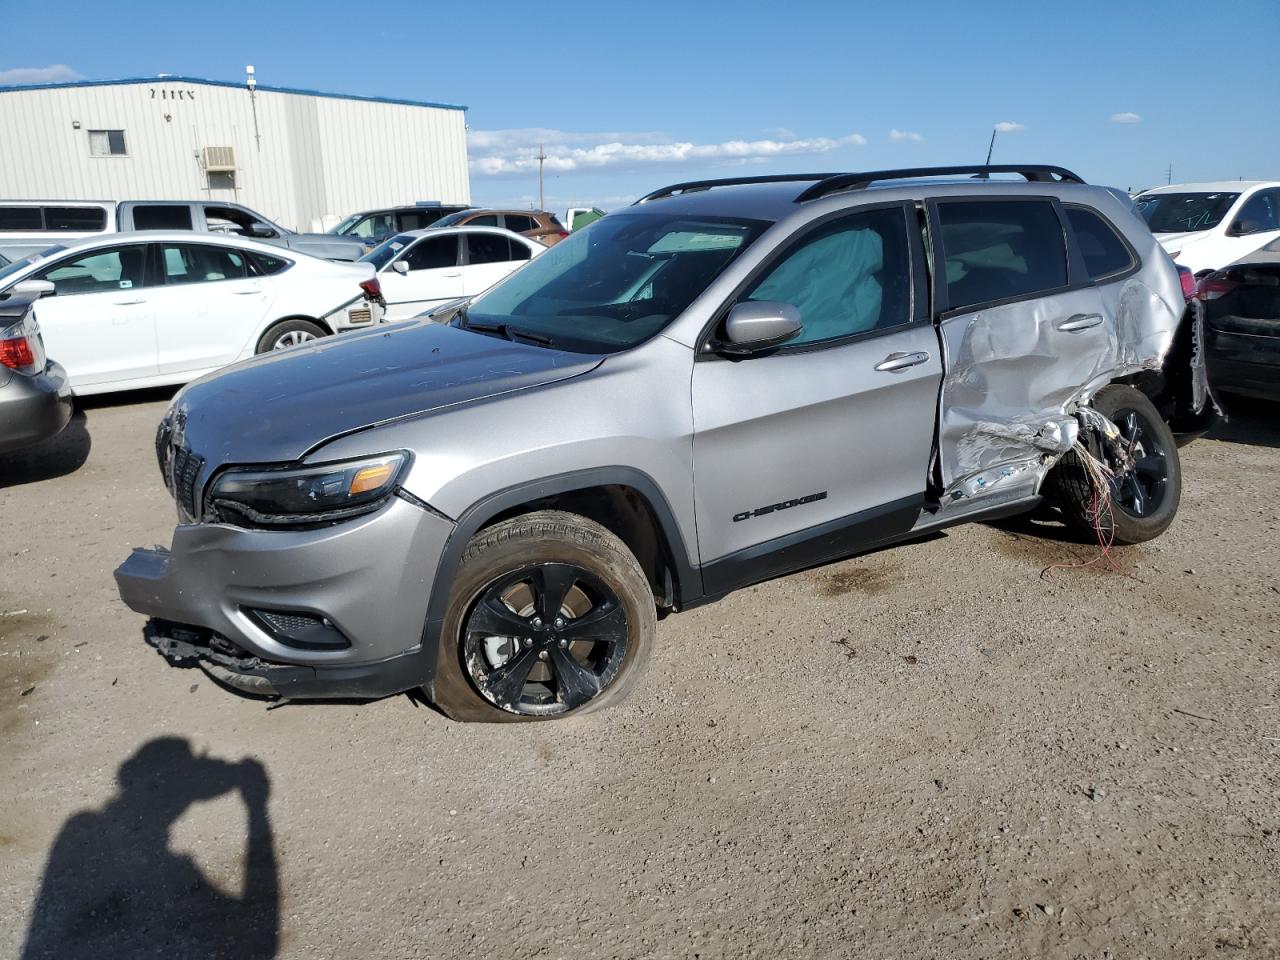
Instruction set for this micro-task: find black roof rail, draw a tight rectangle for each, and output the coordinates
[634,173,842,205]
[794,164,1085,203]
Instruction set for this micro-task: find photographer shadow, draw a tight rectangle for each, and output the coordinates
[21,737,278,960]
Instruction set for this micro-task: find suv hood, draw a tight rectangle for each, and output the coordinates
[169,321,602,464]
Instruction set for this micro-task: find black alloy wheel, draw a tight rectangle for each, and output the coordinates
[1106,407,1171,519]
[462,562,630,716]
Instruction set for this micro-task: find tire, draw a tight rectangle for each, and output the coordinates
[254,318,327,354]
[1045,385,1181,545]
[430,510,657,722]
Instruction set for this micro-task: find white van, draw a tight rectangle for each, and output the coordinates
[0,201,116,259]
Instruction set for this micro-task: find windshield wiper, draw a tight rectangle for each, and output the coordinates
[463,317,554,347]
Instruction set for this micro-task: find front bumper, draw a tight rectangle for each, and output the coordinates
[114,495,455,698]
[0,360,72,455]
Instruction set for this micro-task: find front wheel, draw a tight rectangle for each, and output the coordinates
[430,511,657,722]
[255,318,327,354]
[1046,384,1182,544]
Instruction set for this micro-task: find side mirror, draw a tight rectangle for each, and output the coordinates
[392,260,410,276]
[718,301,802,355]
[1228,220,1259,237]
[248,223,276,239]
[11,279,56,299]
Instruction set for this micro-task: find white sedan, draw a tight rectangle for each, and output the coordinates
[362,226,544,321]
[0,231,383,395]
[1135,180,1280,275]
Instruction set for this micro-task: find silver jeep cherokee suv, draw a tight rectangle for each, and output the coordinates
[116,164,1192,722]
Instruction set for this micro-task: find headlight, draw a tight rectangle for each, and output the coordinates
[207,452,409,526]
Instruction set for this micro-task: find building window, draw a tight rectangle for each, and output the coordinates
[88,130,127,156]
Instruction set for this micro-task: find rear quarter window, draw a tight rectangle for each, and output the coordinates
[936,199,1067,311]
[1065,206,1135,281]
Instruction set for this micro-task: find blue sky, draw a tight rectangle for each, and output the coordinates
[2,0,1277,213]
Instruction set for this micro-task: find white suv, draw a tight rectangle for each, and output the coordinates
[1135,180,1280,275]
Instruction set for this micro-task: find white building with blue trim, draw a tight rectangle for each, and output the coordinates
[0,75,470,232]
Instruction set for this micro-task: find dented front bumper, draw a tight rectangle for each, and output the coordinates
[114,495,454,698]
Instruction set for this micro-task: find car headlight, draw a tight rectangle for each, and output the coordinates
[207,452,409,526]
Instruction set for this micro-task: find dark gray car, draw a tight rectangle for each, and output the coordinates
[0,291,71,454]
[115,164,1194,722]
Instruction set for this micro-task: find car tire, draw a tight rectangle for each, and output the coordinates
[254,318,327,354]
[1046,385,1182,545]
[430,510,656,723]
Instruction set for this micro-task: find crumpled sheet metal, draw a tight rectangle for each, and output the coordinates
[937,276,1180,505]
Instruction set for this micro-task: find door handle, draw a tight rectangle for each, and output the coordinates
[443,271,462,278]
[232,289,262,295]
[113,298,146,305]
[1057,313,1103,332]
[875,351,930,373]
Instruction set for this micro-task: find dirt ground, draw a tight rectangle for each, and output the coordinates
[1,389,1277,959]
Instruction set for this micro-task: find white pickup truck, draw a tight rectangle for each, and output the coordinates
[0,199,369,262]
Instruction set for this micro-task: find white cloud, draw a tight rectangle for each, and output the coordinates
[469,129,868,176]
[1111,112,1142,124]
[889,129,924,143]
[994,120,1025,133]
[0,64,83,85]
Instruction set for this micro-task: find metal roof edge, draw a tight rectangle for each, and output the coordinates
[0,75,468,111]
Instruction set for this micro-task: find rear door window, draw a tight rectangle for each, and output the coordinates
[935,200,1068,311]
[404,236,458,270]
[159,244,250,285]
[467,232,514,264]
[36,245,150,295]
[1065,206,1135,281]
[132,205,194,230]
[503,214,538,233]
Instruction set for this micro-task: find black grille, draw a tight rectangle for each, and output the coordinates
[247,609,350,650]
[171,446,205,520]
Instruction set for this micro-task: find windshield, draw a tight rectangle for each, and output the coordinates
[1136,192,1240,233]
[360,233,416,270]
[328,214,362,236]
[0,245,67,286]
[464,212,768,353]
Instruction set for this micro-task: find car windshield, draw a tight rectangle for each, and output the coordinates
[464,212,768,353]
[360,233,416,270]
[1136,192,1240,233]
[328,214,362,236]
[0,245,67,286]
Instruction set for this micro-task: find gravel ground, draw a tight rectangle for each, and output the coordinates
[2,390,1278,959]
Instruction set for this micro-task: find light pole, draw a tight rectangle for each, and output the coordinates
[246,65,261,152]
[537,143,547,211]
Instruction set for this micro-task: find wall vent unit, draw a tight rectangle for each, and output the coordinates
[203,146,237,172]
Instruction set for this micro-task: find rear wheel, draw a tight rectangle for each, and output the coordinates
[255,318,327,354]
[1046,385,1181,544]
[430,511,656,722]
